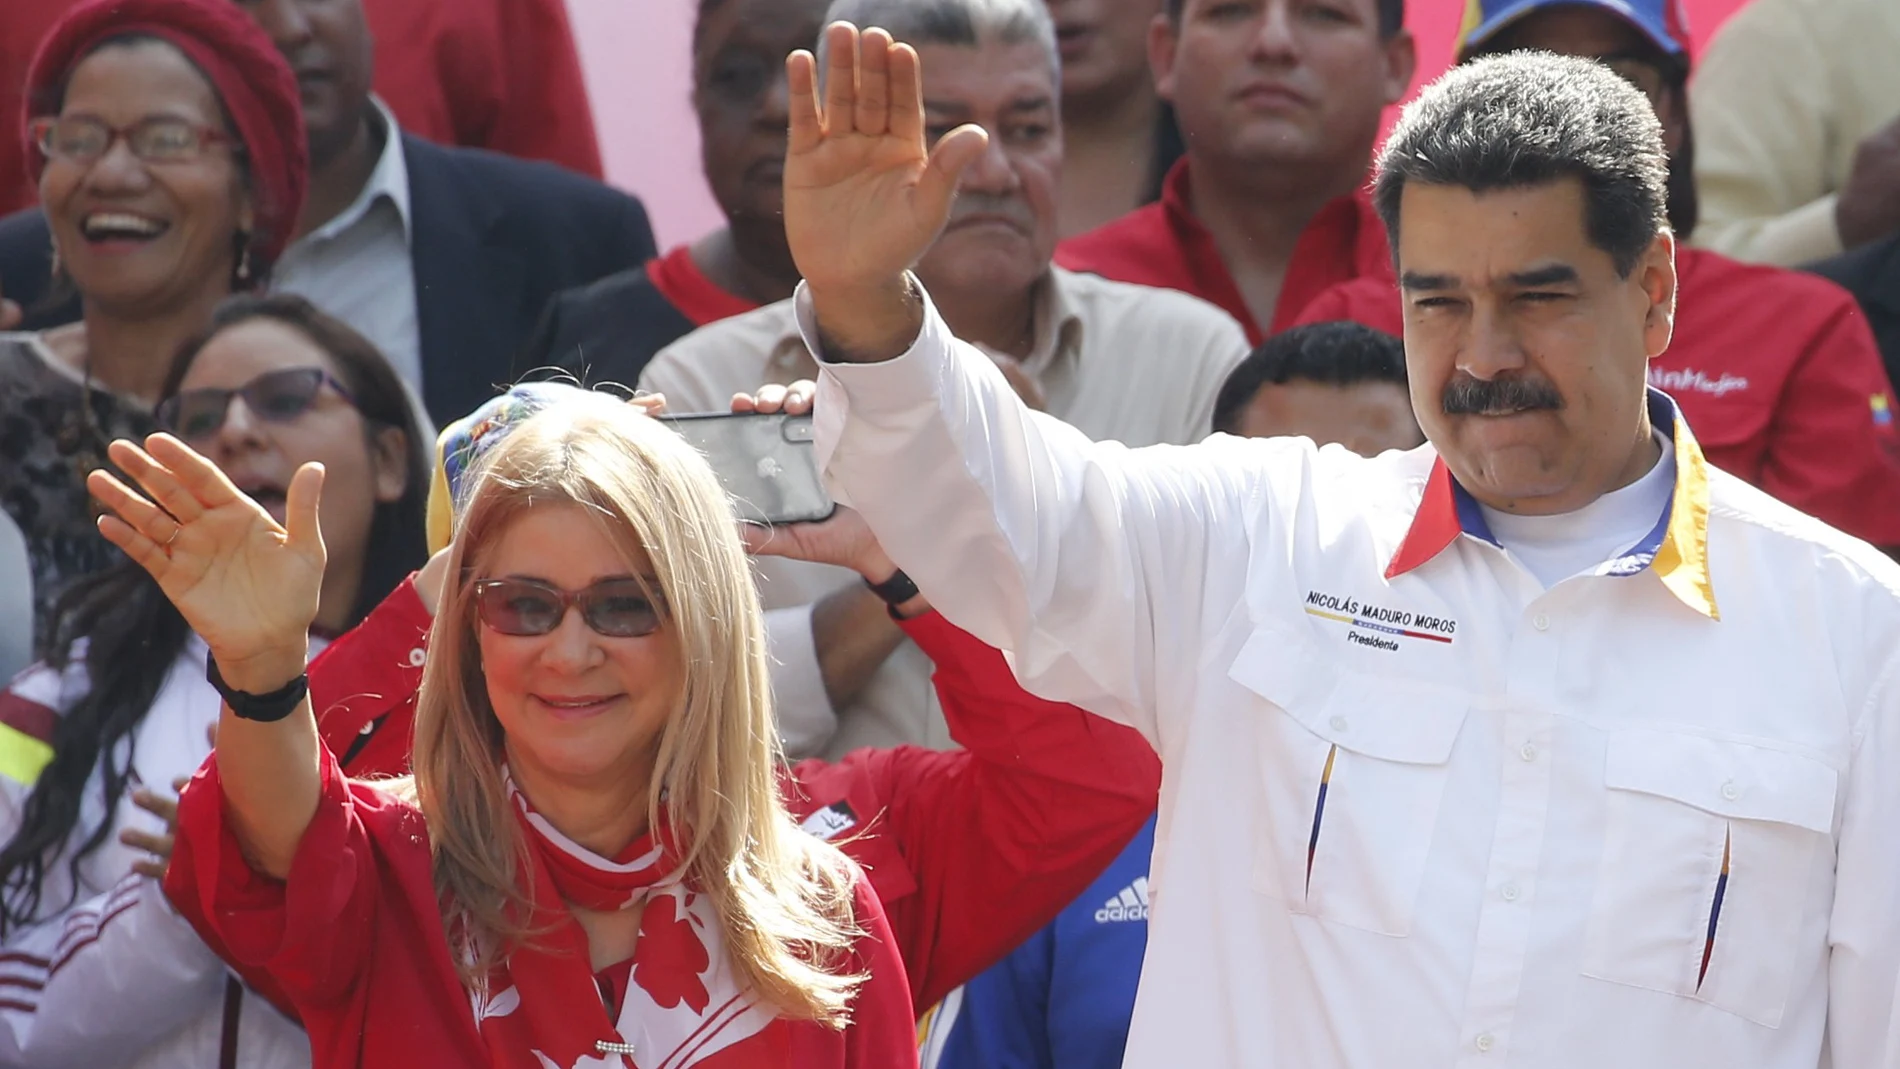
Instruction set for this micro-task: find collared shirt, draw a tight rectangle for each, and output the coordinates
[807,282,1900,1068]
[1688,0,1900,266]
[1055,159,1392,344]
[640,268,1247,759]
[273,99,422,392]
[1295,244,1900,545]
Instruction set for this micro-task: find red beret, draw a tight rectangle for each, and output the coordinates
[23,0,310,271]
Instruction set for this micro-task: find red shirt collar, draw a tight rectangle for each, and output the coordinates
[645,243,760,327]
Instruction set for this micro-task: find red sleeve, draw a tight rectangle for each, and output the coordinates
[309,574,431,778]
[479,0,603,177]
[1291,275,1405,336]
[839,871,918,1068]
[164,747,391,1009]
[792,613,1160,1011]
[1757,297,1900,546]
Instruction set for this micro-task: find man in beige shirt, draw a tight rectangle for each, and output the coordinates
[1689,0,1900,266]
[641,0,1246,759]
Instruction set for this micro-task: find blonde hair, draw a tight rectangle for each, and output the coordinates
[407,392,866,1024]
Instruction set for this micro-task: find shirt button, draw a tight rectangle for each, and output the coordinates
[1500,882,1520,902]
[1721,779,1741,801]
[1475,1033,1495,1053]
[1532,613,1550,631]
[408,648,426,667]
[358,721,375,735]
[1519,742,1538,762]
[1329,715,1349,732]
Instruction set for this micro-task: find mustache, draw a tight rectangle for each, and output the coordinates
[948,193,1035,230]
[1441,376,1564,416]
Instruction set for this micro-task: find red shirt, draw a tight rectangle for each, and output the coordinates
[1294,245,1900,545]
[1055,159,1392,344]
[647,244,762,327]
[183,578,1160,1020]
[0,0,602,217]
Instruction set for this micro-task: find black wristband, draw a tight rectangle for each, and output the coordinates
[864,568,920,608]
[204,655,309,723]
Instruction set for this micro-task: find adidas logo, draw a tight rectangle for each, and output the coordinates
[1094,877,1150,923]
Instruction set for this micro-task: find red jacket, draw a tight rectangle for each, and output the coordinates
[0,0,601,216]
[1294,244,1900,546]
[173,575,1161,1019]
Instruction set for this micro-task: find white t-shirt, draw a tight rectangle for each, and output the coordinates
[1483,433,1676,588]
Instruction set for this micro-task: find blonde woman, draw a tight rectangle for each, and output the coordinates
[84,395,917,1068]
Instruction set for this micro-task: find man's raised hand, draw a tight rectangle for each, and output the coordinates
[784,22,987,356]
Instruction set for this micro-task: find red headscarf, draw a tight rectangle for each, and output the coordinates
[22,0,310,271]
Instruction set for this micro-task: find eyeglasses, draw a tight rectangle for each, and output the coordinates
[30,115,237,165]
[473,578,668,638]
[156,367,356,442]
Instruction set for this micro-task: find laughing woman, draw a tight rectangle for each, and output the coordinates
[92,393,917,1068]
[0,0,306,637]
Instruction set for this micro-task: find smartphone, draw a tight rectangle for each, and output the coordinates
[659,411,837,526]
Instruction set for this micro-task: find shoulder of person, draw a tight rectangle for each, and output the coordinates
[1705,465,1900,598]
[647,297,799,371]
[1054,202,1174,273]
[1056,268,1247,349]
[401,135,648,222]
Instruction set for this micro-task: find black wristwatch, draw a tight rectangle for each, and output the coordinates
[205,655,309,723]
[864,568,921,611]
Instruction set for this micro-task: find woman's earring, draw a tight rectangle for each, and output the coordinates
[234,231,253,286]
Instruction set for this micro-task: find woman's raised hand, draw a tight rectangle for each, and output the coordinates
[88,435,325,689]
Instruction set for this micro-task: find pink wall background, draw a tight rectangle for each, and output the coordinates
[570,0,1757,251]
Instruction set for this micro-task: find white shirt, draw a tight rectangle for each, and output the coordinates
[1483,432,1675,588]
[273,98,422,393]
[0,635,326,1069]
[806,283,1900,1068]
[641,268,1246,758]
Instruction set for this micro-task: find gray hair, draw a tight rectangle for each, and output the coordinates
[817,0,1058,80]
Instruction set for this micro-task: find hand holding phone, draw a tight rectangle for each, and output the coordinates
[659,411,837,526]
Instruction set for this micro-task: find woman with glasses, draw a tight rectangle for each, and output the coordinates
[0,0,307,638]
[0,293,428,1067]
[85,391,917,1069]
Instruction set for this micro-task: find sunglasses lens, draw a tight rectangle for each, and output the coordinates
[248,369,326,423]
[582,581,663,638]
[164,390,231,440]
[476,581,564,636]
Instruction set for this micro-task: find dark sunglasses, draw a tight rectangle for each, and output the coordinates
[156,367,356,442]
[473,578,668,638]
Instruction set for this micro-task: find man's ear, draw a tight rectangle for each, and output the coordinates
[1638,230,1678,360]
[1381,28,1417,106]
[1148,11,1180,104]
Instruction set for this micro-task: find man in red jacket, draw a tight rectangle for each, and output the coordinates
[1297,0,1900,549]
[0,0,601,217]
[1053,0,1413,343]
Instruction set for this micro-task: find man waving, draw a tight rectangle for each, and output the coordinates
[778,22,1900,1069]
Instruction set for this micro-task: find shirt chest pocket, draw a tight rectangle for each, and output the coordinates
[1581,730,1838,1028]
[1229,627,1470,937]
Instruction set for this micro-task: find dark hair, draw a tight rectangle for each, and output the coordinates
[1166,0,1404,38]
[0,294,428,933]
[816,0,1057,72]
[1372,51,1670,279]
[1212,321,1407,435]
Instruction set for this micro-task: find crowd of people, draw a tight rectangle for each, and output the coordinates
[0,0,1895,1066]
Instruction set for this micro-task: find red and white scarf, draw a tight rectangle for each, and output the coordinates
[468,770,777,1069]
